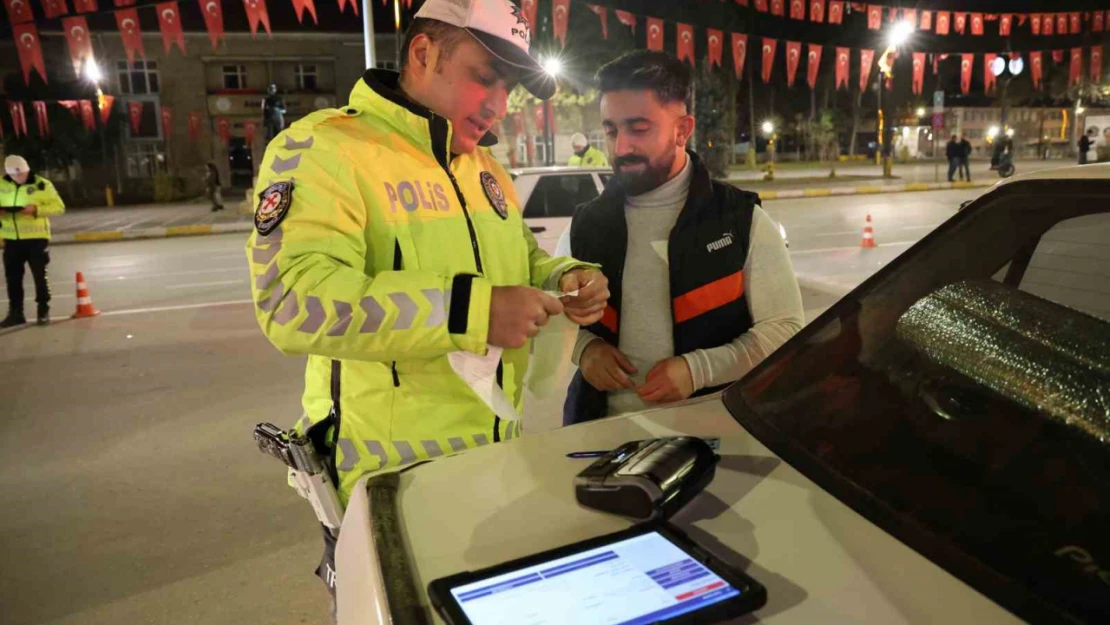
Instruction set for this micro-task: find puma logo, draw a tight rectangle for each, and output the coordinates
[707,232,734,253]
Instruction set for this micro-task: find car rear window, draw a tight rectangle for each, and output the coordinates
[523,175,599,219]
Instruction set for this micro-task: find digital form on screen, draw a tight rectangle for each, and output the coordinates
[450,532,741,625]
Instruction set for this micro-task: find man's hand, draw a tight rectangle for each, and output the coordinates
[488,286,563,349]
[558,268,610,326]
[637,357,695,404]
[20,205,36,216]
[580,340,637,391]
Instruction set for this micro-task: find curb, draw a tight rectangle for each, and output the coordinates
[50,221,254,246]
[750,180,992,200]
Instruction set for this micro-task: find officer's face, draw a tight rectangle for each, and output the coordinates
[411,37,516,155]
[601,91,694,196]
[11,171,29,185]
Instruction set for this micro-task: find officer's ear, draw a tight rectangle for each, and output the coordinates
[408,34,434,77]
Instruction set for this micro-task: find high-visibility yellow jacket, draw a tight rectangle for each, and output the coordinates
[0,173,65,241]
[567,146,610,168]
[246,70,588,505]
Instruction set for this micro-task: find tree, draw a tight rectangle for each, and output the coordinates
[694,61,737,178]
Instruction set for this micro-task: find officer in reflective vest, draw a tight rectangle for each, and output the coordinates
[568,132,611,168]
[246,0,610,507]
[2,155,65,328]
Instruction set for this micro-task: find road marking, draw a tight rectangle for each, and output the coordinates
[99,299,254,317]
[165,279,246,290]
[790,240,917,255]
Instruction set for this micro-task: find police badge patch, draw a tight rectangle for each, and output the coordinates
[255,181,294,236]
[480,171,508,220]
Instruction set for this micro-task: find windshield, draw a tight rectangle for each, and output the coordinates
[724,180,1110,625]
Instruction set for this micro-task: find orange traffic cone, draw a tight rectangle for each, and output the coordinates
[860,214,877,248]
[72,272,100,318]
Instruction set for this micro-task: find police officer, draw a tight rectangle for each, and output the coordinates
[2,155,65,328]
[262,84,286,141]
[246,0,609,588]
[568,132,610,167]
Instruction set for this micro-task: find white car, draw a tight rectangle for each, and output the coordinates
[512,166,788,255]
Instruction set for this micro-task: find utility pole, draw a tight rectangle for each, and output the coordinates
[362,0,376,69]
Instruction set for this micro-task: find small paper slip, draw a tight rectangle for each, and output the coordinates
[544,288,580,299]
[447,346,521,421]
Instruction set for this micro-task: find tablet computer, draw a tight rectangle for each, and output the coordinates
[427,523,766,625]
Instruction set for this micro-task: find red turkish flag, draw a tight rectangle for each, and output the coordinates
[806,44,822,89]
[867,5,881,30]
[984,54,998,92]
[920,11,931,31]
[1031,14,1042,35]
[98,93,114,125]
[1091,46,1103,83]
[954,13,967,35]
[1053,49,1065,64]
[62,16,94,74]
[707,29,724,70]
[73,0,95,10]
[13,23,47,85]
[828,1,843,24]
[754,0,767,12]
[859,48,874,93]
[912,52,925,94]
[960,54,973,94]
[4,0,34,23]
[735,0,748,6]
[770,0,783,17]
[199,0,225,49]
[677,23,695,66]
[935,12,950,35]
[1056,14,1067,36]
[588,5,608,40]
[216,117,230,144]
[785,41,802,87]
[33,101,49,137]
[810,0,824,23]
[115,9,146,63]
[161,105,172,138]
[58,100,79,120]
[156,3,186,54]
[1069,12,1080,34]
[790,0,803,20]
[888,7,897,23]
[1070,47,1083,86]
[1094,11,1105,32]
[521,0,537,32]
[849,3,865,12]
[244,119,258,145]
[732,33,748,80]
[242,0,272,38]
[835,47,849,90]
[1030,52,1043,88]
[1045,15,1056,36]
[971,13,983,35]
[187,111,202,141]
[761,38,777,83]
[79,99,96,131]
[40,0,68,18]
[115,0,135,6]
[902,9,916,27]
[1000,14,1012,36]
[615,10,635,33]
[552,0,570,48]
[646,18,664,51]
[8,102,29,137]
[127,100,143,135]
[291,0,317,24]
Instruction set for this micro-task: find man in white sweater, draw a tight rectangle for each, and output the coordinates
[559,51,804,423]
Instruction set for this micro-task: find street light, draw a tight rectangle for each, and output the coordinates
[85,59,102,84]
[543,57,563,77]
[761,121,775,135]
[987,126,1001,140]
[916,107,926,118]
[889,21,914,47]
[762,121,777,181]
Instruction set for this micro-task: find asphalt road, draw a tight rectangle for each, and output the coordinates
[0,187,981,625]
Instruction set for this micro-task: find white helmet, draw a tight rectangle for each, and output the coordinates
[571,132,589,149]
[4,155,30,176]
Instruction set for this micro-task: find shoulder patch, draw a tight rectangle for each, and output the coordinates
[480,171,508,220]
[255,181,294,236]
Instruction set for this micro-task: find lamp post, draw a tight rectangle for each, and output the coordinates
[542,57,562,166]
[877,21,913,177]
[990,55,1024,166]
[86,59,116,207]
[762,120,776,181]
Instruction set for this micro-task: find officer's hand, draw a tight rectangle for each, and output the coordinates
[20,205,36,216]
[637,357,695,404]
[558,268,610,326]
[580,340,637,391]
[488,286,564,349]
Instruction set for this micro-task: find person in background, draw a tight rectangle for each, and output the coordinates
[559,51,803,425]
[1,155,65,328]
[262,84,287,142]
[959,134,973,181]
[568,132,610,167]
[204,163,224,212]
[945,134,961,182]
[1078,131,1093,165]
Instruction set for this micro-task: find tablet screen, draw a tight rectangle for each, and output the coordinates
[448,531,741,625]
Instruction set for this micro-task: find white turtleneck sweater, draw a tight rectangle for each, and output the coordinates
[560,156,804,416]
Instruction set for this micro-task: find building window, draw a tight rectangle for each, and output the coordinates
[294,64,318,90]
[117,60,160,95]
[375,60,397,71]
[222,64,248,89]
[124,142,167,178]
[532,136,548,164]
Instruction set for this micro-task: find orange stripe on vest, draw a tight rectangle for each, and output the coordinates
[673,271,744,324]
[600,305,619,334]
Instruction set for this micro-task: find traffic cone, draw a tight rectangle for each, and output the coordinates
[72,272,100,318]
[861,214,877,248]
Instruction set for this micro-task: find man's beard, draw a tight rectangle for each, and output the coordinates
[612,151,676,197]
